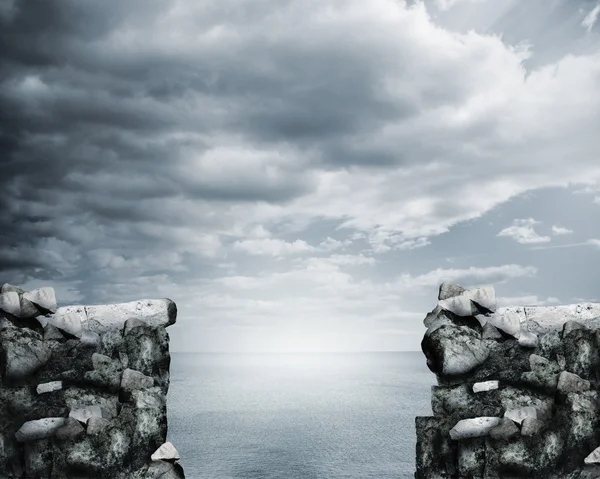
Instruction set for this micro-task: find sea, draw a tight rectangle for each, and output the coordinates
[167,352,435,479]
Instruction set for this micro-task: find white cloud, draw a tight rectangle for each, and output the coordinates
[587,239,600,248]
[594,196,600,204]
[582,2,600,33]
[497,218,551,244]
[497,295,561,307]
[551,225,573,235]
[232,238,316,256]
[435,0,487,12]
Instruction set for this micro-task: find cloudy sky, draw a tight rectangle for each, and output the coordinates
[1,0,600,353]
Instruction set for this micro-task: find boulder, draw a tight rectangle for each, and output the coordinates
[449,417,501,440]
[0,291,20,317]
[489,417,520,440]
[69,405,103,424]
[86,417,111,436]
[585,446,600,464]
[55,417,86,440]
[557,371,590,394]
[15,418,67,442]
[1,283,24,294]
[43,323,65,341]
[438,283,466,300]
[482,323,503,339]
[422,324,489,376]
[504,406,537,425]
[518,331,539,348]
[82,299,177,330]
[47,306,85,337]
[151,442,181,461]
[146,461,185,479]
[521,417,545,436]
[1,332,52,380]
[22,287,57,313]
[483,311,521,338]
[121,368,155,392]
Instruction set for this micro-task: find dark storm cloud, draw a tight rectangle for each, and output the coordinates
[0,0,422,289]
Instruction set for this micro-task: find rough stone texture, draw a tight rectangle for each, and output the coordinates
[0,282,185,478]
[416,283,600,479]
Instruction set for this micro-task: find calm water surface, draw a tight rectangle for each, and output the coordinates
[167,352,434,479]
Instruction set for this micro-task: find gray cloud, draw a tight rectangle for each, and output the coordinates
[1,0,600,351]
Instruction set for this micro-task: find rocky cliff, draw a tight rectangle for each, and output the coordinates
[0,283,185,478]
[416,282,600,479]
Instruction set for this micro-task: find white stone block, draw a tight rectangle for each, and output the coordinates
[69,405,103,424]
[48,306,85,337]
[0,291,20,316]
[524,303,600,335]
[151,442,181,461]
[15,418,66,442]
[504,406,537,425]
[449,417,501,440]
[473,380,499,393]
[82,299,176,329]
[23,287,57,313]
[36,381,63,395]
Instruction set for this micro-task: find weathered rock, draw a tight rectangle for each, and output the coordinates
[43,323,65,341]
[121,368,155,392]
[1,329,52,380]
[22,287,57,313]
[0,284,183,478]
[438,283,466,301]
[70,405,103,423]
[86,417,111,436]
[504,406,537,425]
[449,417,501,440]
[55,416,86,440]
[151,441,181,461]
[146,461,186,479]
[15,418,66,442]
[484,310,522,337]
[518,331,539,348]
[423,304,443,328]
[36,380,63,395]
[563,320,586,337]
[473,380,499,393]
[47,306,85,337]
[416,284,600,479]
[585,446,600,464]
[19,295,41,319]
[489,417,520,440]
[82,299,177,330]
[0,291,20,317]
[521,417,545,436]
[80,329,101,347]
[1,283,25,294]
[558,371,591,394]
[525,303,600,335]
[482,322,504,339]
[422,323,488,376]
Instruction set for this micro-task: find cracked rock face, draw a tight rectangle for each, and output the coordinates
[0,283,185,479]
[416,283,600,479]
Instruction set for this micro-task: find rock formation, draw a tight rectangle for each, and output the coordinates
[0,282,185,478]
[416,282,600,478]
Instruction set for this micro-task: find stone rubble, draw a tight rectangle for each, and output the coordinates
[416,282,600,478]
[0,282,185,478]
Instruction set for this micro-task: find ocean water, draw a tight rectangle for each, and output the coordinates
[167,352,435,479]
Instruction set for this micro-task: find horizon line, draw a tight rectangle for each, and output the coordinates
[170,350,422,354]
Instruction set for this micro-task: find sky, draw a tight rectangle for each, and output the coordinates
[1,0,600,353]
